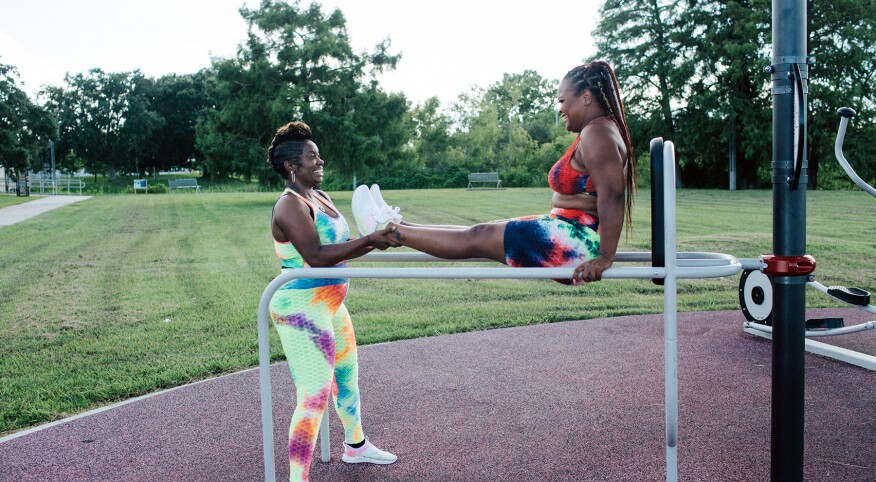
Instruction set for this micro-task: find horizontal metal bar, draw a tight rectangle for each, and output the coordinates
[271,263,742,287]
[740,258,768,270]
[356,251,741,264]
[743,326,876,371]
[276,266,664,281]
[744,321,876,337]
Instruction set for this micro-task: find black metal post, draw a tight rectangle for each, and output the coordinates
[771,1,807,480]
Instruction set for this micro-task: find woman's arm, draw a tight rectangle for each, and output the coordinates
[572,123,627,283]
[273,196,398,267]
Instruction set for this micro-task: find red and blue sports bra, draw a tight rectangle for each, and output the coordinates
[548,117,616,196]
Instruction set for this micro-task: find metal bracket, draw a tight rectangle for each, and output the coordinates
[760,254,816,276]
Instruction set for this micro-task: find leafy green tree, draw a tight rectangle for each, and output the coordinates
[144,73,209,174]
[679,0,772,188]
[44,69,160,181]
[197,0,402,185]
[411,97,453,168]
[0,62,56,176]
[594,0,693,185]
[807,0,876,188]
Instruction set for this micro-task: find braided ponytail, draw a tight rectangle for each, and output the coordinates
[267,121,314,179]
[563,61,637,234]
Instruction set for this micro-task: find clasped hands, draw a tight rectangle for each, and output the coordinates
[365,224,402,250]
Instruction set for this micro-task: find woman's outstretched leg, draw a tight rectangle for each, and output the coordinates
[391,221,507,262]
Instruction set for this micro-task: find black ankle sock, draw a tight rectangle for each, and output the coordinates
[347,439,366,448]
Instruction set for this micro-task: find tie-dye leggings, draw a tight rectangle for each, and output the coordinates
[269,282,364,481]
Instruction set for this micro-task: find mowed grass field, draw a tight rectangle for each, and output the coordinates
[0,195,37,209]
[1,188,874,435]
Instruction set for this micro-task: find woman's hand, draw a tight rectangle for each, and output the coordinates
[572,254,614,284]
[367,224,402,250]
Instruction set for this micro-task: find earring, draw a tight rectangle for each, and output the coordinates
[290,170,296,183]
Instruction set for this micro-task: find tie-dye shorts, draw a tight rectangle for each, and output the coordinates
[503,208,600,285]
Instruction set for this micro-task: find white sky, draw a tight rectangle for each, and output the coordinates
[0,0,602,108]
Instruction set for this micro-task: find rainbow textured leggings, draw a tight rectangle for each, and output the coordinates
[269,282,364,481]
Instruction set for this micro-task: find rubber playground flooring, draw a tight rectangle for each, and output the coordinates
[1,309,873,481]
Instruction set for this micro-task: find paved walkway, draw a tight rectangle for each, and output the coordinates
[0,195,91,226]
[1,309,873,481]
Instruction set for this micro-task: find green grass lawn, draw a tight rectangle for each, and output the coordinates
[0,195,39,209]
[1,188,874,435]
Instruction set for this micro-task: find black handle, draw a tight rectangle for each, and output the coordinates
[837,106,856,118]
[790,63,805,190]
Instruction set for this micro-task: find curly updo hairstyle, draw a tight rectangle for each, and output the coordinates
[267,121,313,180]
[564,60,637,233]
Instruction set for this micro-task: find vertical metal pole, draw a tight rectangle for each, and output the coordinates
[662,141,678,482]
[258,288,278,482]
[728,121,737,191]
[771,1,807,480]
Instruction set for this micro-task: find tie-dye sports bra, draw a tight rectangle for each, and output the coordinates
[548,117,615,196]
[273,188,350,288]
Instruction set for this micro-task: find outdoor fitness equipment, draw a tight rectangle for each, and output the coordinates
[739,107,876,370]
[256,139,744,482]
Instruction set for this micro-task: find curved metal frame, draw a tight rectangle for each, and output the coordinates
[256,141,742,482]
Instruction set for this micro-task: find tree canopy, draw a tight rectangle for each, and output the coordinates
[3,1,874,190]
[0,62,56,176]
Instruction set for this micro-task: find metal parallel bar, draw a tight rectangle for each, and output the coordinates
[662,141,679,482]
[263,262,741,284]
[257,281,277,482]
[356,251,741,264]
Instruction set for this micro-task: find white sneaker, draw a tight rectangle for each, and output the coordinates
[342,439,397,465]
[369,184,402,223]
[352,184,392,236]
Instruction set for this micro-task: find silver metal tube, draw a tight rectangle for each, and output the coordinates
[807,281,876,314]
[743,324,876,371]
[745,320,876,337]
[257,281,277,482]
[835,117,876,198]
[662,141,679,482]
[357,251,740,264]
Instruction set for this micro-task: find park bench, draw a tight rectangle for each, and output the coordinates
[168,178,201,192]
[467,172,503,189]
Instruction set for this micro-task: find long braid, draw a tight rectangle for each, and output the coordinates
[564,61,637,234]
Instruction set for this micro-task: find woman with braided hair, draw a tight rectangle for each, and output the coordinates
[353,60,636,284]
[267,121,400,481]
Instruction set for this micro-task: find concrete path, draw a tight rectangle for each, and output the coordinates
[0,195,91,226]
[1,309,873,482]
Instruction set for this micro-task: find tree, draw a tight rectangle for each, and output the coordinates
[807,0,876,188]
[411,97,453,169]
[144,73,209,174]
[679,0,772,188]
[0,62,56,176]
[197,0,403,185]
[594,0,693,185]
[44,69,161,181]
